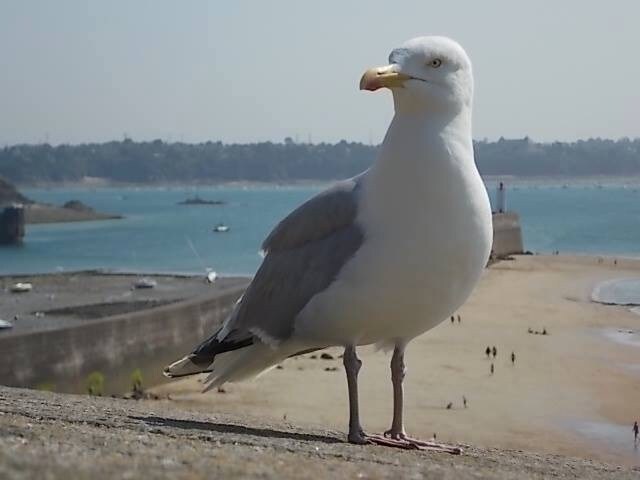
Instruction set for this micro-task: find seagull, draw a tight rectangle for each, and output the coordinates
[165,36,492,452]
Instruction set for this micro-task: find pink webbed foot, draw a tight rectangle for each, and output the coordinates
[365,431,462,454]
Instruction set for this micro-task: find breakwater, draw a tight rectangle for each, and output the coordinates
[492,212,524,257]
[0,282,248,394]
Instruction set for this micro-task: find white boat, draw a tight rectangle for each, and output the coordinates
[10,282,32,293]
[213,224,230,233]
[206,270,218,283]
[0,319,13,329]
[133,277,157,289]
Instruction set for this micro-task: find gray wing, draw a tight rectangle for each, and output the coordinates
[261,175,363,252]
[194,173,366,356]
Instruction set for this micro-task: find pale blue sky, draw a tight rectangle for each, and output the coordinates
[1,1,639,145]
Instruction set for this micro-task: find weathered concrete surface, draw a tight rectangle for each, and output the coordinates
[0,278,248,394]
[492,212,524,257]
[0,273,247,335]
[0,386,637,480]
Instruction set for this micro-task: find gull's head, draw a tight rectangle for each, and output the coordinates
[360,36,473,113]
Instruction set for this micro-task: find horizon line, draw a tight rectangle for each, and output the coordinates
[3,135,640,149]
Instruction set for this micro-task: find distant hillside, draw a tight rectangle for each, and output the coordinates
[0,176,31,205]
[1,137,640,184]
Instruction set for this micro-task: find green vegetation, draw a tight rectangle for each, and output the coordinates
[130,368,143,394]
[35,382,56,392]
[1,137,640,184]
[86,371,105,396]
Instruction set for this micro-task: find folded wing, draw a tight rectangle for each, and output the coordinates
[164,174,366,377]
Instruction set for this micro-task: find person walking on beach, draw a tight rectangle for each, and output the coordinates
[634,421,639,443]
[485,346,491,358]
[463,395,467,408]
[492,346,497,358]
[511,351,516,365]
[451,315,455,324]
[490,363,494,375]
[457,314,461,324]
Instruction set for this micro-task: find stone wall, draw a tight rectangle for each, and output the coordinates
[0,284,247,394]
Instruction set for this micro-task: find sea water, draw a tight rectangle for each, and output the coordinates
[592,278,640,306]
[2,182,640,275]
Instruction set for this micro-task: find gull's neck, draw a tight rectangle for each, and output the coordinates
[360,104,484,231]
[372,105,475,181]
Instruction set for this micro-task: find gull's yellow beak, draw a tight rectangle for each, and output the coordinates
[359,64,410,91]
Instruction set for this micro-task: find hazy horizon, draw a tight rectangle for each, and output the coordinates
[3,135,640,149]
[2,1,639,146]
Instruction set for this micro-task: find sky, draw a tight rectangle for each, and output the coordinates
[1,1,639,146]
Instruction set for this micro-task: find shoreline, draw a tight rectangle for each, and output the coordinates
[0,267,256,278]
[15,174,640,190]
[22,202,122,225]
[2,252,639,278]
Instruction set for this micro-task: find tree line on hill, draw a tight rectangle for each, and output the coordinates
[1,137,639,184]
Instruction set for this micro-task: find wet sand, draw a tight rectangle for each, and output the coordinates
[152,255,640,466]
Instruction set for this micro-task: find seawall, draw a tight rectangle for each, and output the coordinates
[492,212,524,257]
[0,282,248,394]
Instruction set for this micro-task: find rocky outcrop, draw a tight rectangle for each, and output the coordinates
[0,177,31,206]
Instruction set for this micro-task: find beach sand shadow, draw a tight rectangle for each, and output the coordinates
[129,415,343,444]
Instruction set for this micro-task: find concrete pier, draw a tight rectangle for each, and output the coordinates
[492,212,524,257]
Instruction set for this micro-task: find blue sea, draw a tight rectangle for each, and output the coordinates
[2,181,640,276]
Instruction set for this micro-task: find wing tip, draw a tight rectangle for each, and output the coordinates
[163,354,210,378]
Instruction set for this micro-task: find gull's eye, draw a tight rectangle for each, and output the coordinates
[429,58,442,68]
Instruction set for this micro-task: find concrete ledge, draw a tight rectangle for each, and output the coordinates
[0,282,248,393]
[0,386,634,480]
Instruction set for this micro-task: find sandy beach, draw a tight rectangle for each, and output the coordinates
[150,255,640,466]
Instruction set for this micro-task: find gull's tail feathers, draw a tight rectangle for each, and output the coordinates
[202,343,301,392]
[163,329,254,379]
[163,354,212,378]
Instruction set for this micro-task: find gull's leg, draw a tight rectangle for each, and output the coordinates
[343,345,367,444]
[386,343,407,437]
[367,344,462,454]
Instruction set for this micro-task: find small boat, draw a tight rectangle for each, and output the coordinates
[0,319,13,329]
[178,196,226,206]
[206,271,218,283]
[213,223,230,233]
[133,277,157,289]
[10,282,33,293]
